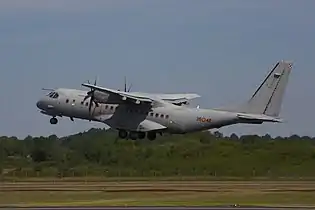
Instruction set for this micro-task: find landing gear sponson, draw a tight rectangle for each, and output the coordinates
[48,118,158,140]
[118,129,157,140]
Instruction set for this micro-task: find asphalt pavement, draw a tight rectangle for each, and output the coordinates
[2,206,314,210]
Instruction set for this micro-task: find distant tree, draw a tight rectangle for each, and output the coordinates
[31,149,47,162]
[1,128,315,178]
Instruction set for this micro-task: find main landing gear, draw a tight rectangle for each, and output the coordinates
[50,117,58,125]
[118,130,157,140]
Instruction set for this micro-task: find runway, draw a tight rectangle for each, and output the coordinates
[3,206,314,210]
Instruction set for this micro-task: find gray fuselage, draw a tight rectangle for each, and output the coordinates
[36,88,240,134]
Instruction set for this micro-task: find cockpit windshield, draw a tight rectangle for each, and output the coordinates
[47,91,59,98]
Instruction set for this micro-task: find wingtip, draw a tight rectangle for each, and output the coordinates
[280,60,294,65]
[82,83,92,87]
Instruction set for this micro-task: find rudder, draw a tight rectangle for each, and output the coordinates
[243,60,292,117]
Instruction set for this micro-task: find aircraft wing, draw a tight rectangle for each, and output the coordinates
[82,83,154,105]
[156,94,200,104]
[150,93,200,100]
[82,83,200,105]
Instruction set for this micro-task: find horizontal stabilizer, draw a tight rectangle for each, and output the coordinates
[237,113,283,123]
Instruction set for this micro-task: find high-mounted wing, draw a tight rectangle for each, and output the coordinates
[151,93,200,100]
[135,93,200,105]
[82,83,200,105]
[82,83,154,105]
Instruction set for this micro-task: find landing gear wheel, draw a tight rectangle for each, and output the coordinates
[138,132,145,139]
[147,132,156,140]
[118,130,128,139]
[129,132,138,140]
[50,117,58,125]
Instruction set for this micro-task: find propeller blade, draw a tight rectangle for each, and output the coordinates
[83,95,90,102]
[88,98,93,113]
[124,76,127,92]
[94,76,97,86]
[127,83,132,92]
[84,77,99,117]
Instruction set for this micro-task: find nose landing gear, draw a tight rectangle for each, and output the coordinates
[50,117,58,125]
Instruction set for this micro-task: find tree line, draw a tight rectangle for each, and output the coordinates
[1,128,315,179]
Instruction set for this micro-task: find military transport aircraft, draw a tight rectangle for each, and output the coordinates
[36,60,292,140]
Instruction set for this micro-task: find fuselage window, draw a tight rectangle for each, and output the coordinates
[85,102,89,106]
[66,99,69,103]
[81,101,84,105]
[105,105,108,109]
[110,106,113,110]
[161,114,164,118]
[150,113,153,117]
[155,113,159,117]
[165,115,169,119]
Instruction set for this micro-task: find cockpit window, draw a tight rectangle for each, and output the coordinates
[47,92,59,98]
[47,92,54,97]
[52,93,59,98]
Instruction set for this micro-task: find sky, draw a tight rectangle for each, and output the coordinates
[0,0,315,139]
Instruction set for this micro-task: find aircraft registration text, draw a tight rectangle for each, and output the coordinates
[196,117,211,123]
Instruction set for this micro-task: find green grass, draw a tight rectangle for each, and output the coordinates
[1,180,315,207]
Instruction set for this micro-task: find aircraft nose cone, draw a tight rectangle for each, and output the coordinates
[36,100,42,109]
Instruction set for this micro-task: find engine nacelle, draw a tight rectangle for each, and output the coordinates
[173,101,189,106]
[93,91,109,103]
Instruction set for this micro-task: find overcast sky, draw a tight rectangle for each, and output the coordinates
[1,0,315,139]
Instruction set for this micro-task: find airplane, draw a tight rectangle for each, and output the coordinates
[36,60,293,140]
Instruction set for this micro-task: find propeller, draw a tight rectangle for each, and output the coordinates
[83,77,99,116]
[123,76,132,92]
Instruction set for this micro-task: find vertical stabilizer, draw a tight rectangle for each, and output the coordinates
[217,61,292,117]
[242,60,292,117]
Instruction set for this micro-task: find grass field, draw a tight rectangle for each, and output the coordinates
[1,180,315,207]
